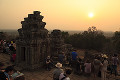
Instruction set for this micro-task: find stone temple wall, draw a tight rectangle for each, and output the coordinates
[16,11,72,70]
[16,11,50,70]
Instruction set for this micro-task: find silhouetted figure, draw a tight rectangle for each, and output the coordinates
[46,56,52,71]
[111,54,119,76]
[0,66,14,80]
[101,57,108,80]
[0,62,4,73]
[58,52,65,64]
[76,57,82,74]
[71,50,78,61]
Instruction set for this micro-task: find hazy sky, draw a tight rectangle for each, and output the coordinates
[0,0,120,31]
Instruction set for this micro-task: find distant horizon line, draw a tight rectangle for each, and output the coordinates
[0,29,115,32]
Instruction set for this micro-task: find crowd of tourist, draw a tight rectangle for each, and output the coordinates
[50,50,120,80]
[0,40,16,62]
[0,40,24,80]
[0,39,120,80]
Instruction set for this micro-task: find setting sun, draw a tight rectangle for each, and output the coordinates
[88,12,94,18]
[0,0,120,31]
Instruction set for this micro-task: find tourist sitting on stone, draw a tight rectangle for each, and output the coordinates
[53,63,63,80]
[12,71,25,80]
[0,62,5,73]
[0,66,14,80]
[59,68,72,80]
[84,59,91,77]
[46,56,52,71]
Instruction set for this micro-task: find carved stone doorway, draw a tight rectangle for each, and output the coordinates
[21,47,26,61]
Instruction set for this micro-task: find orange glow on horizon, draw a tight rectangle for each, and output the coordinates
[0,0,120,31]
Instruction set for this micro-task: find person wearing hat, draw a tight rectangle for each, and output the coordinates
[102,54,108,59]
[53,63,63,80]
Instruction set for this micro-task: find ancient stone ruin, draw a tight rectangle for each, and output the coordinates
[50,30,64,56]
[16,11,72,70]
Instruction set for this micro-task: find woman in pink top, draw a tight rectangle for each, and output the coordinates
[84,60,91,76]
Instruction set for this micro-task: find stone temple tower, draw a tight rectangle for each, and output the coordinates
[16,11,50,70]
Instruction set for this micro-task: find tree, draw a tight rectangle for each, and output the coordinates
[63,26,107,51]
[0,32,6,40]
[61,31,69,39]
[112,31,120,53]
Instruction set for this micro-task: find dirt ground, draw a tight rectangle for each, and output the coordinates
[0,52,119,80]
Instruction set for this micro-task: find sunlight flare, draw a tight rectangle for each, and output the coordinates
[88,12,94,18]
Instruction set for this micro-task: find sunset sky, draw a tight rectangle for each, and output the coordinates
[0,0,120,31]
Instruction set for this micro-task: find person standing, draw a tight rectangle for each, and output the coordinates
[93,57,102,79]
[71,50,78,61]
[101,57,108,80]
[12,53,16,62]
[84,59,91,77]
[58,52,65,64]
[76,57,82,74]
[71,49,78,72]
[9,44,15,62]
[111,54,119,76]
